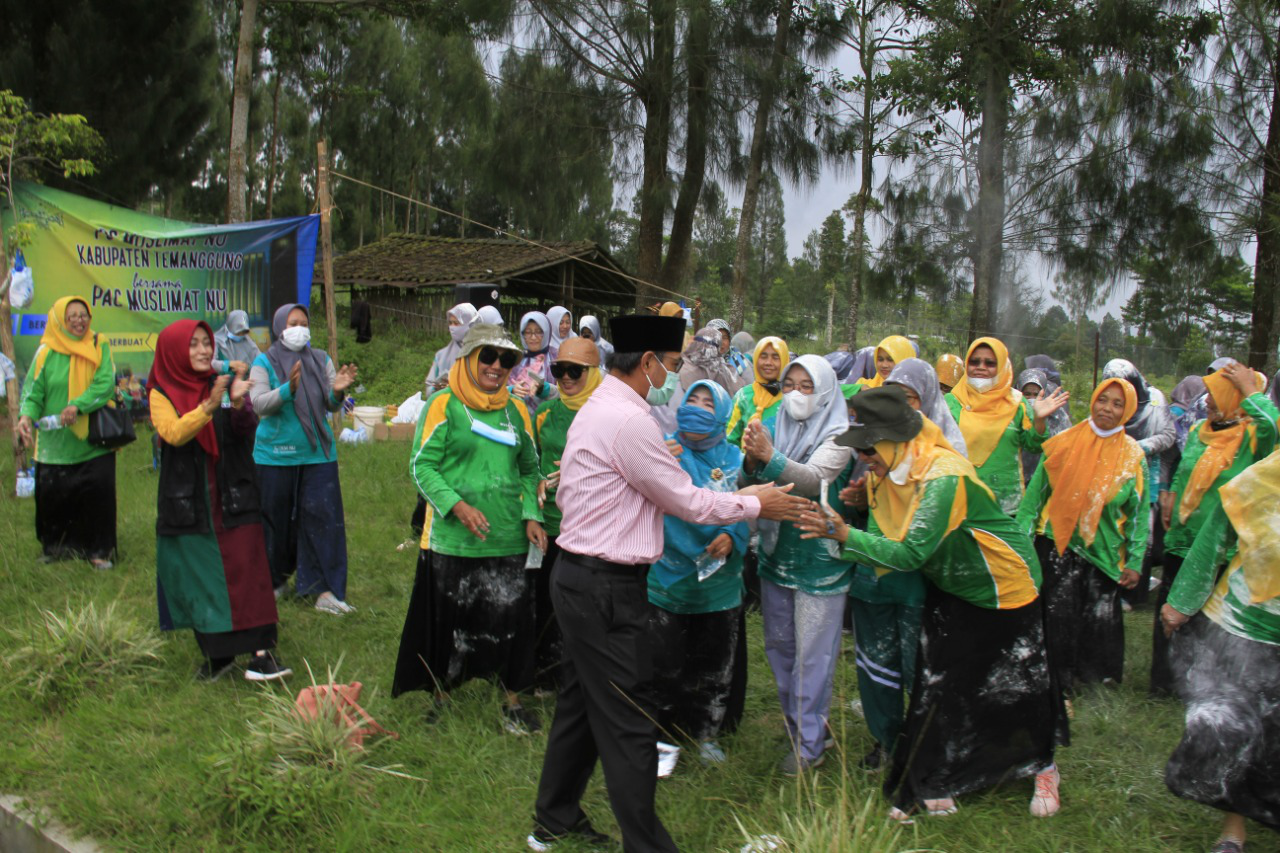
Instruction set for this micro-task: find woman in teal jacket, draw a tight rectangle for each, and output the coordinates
[648,379,750,771]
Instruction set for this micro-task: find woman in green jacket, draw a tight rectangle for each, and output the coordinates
[726,336,790,445]
[1017,378,1149,693]
[945,336,1068,514]
[531,336,602,690]
[1161,447,1280,853]
[1151,362,1277,696]
[393,323,547,735]
[17,296,118,569]
[800,385,1063,820]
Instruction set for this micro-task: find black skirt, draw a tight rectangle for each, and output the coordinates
[649,605,742,743]
[533,538,565,690]
[35,454,117,561]
[392,549,535,697]
[1036,536,1125,690]
[1149,554,1184,698]
[1166,614,1280,830]
[885,585,1059,811]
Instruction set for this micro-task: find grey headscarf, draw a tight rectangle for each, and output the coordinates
[887,358,968,456]
[476,305,503,326]
[731,331,755,354]
[579,315,613,369]
[1209,356,1235,373]
[760,354,850,555]
[265,303,332,457]
[213,309,262,366]
[1025,354,1062,387]
[435,302,479,377]
[1170,375,1208,450]
[1016,367,1072,435]
[848,346,878,381]
[680,327,739,393]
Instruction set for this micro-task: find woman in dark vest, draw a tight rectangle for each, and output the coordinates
[149,319,289,682]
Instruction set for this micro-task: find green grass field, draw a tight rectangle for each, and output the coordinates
[0,437,1274,853]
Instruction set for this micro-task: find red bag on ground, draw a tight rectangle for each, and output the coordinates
[294,681,397,749]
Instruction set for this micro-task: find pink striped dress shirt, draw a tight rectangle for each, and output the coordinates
[555,374,762,565]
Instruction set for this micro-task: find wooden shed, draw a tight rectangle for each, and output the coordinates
[327,234,637,334]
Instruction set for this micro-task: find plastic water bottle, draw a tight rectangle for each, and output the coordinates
[695,551,726,582]
[37,414,63,430]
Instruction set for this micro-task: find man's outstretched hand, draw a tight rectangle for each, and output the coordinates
[738,482,810,522]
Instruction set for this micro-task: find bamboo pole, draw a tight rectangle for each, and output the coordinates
[317,141,341,431]
[0,224,24,492]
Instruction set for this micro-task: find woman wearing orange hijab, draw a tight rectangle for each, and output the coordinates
[945,337,1069,514]
[16,296,118,569]
[856,335,917,390]
[1017,378,1149,694]
[1151,362,1277,697]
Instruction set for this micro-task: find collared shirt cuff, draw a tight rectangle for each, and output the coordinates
[743,496,762,520]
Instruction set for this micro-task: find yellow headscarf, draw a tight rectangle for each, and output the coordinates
[448,350,513,412]
[1040,379,1145,555]
[559,367,601,412]
[1180,367,1269,523]
[1219,447,1280,604]
[936,354,964,389]
[861,335,917,389]
[949,337,1021,467]
[749,336,791,418]
[36,296,102,439]
[869,416,985,542]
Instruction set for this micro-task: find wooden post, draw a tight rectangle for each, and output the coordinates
[0,224,24,490]
[317,141,341,429]
[1092,328,1101,389]
[566,263,574,313]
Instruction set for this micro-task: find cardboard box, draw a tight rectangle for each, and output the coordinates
[387,423,415,441]
[371,423,390,441]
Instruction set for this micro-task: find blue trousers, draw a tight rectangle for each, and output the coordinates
[257,461,348,600]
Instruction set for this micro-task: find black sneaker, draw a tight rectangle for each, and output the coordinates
[860,744,886,771]
[196,657,236,682]
[503,704,542,735]
[527,818,616,851]
[244,652,293,682]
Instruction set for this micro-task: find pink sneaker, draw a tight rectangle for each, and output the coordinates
[1030,766,1061,817]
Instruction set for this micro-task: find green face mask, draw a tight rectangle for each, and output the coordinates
[645,361,680,406]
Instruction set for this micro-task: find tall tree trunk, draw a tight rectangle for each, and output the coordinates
[226,0,259,224]
[0,224,22,476]
[826,283,836,346]
[1250,36,1280,373]
[729,0,795,330]
[847,4,874,349]
[265,71,281,220]
[971,61,1008,340]
[660,0,713,293]
[635,0,678,306]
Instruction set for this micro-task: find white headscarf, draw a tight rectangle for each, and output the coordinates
[476,305,503,326]
[887,358,969,456]
[436,302,478,375]
[547,305,575,350]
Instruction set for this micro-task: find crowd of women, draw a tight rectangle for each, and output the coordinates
[15,293,1280,852]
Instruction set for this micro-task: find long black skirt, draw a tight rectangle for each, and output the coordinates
[35,454,116,561]
[885,585,1059,811]
[1166,614,1280,830]
[392,549,535,697]
[1036,536,1125,691]
[533,537,565,690]
[649,605,742,743]
[1149,554,1184,698]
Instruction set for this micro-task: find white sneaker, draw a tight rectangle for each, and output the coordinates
[850,699,865,719]
[315,592,356,615]
[1030,765,1060,817]
[656,742,680,778]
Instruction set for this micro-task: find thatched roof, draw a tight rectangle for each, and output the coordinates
[326,234,637,307]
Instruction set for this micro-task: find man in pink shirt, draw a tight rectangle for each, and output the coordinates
[530,315,808,852]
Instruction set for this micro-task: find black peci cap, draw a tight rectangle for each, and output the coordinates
[610,314,686,354]
[838,385,923,449]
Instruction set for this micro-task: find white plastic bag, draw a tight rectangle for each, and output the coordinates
[392,392,425,424]
[338,426,369,444]
[15,468,35,498]
[8,250,33,309]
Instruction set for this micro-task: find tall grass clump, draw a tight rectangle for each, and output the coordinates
[206,664,415,840]
[4,601,163,707]
[734,774,928,853]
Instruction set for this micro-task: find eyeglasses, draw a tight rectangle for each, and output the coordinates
[66,313,90,322]
[550,362,588,380]
[856,447,877,458]
[522,328,544,339]
[662,356,684,373]
[781,380,815,393]
[968,358,998,368]
[478,347,519,369]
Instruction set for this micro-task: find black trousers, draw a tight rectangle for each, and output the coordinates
[1149,554,1183,698]
[534,552,677,853]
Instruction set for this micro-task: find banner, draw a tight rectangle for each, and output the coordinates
[3,181,319,377]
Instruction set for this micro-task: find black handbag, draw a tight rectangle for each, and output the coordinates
[88,400,137,449]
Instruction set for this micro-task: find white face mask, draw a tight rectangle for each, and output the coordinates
[783,389,817,421]
[968,375,995,392]
[280,326,310,352]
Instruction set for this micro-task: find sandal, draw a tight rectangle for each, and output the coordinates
[1211,841,1245,853]
[924,798,958,816]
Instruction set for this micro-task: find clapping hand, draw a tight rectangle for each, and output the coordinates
[289,362,302,395]
[229,375,252,407]
[229,360,249,378]
[333,364,358,394]
[840,476,868,509]
[797,508,849,542]
[203,375,232,414]
[743,420,773,463]
[538,462,562,509]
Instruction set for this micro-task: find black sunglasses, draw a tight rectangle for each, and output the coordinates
[856,447,878,458]
[478,346,519,369]
[550,362,588,381]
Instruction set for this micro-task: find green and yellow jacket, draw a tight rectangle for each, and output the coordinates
[945,394,1047,514]
[19,340,116,465]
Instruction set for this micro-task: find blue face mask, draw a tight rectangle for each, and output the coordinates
[470,418,517,446]
[227,332,243,342]
[1170,405,1185,417]
[677,404,720,435]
